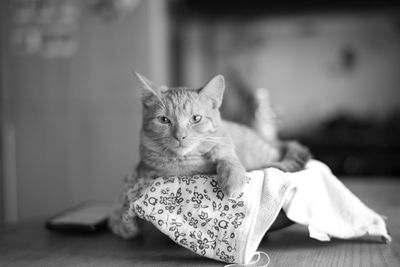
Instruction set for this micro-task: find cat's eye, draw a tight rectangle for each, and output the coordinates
[158,116,171,124]
[191,114,202,124]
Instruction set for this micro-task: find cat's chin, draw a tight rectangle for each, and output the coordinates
[172,146,194,157]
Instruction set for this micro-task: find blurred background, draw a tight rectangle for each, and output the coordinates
[1,0,399,223]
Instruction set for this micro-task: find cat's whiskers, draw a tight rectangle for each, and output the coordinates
[149,136,172,145]
[190,136,230,145]
[158,143,173,156]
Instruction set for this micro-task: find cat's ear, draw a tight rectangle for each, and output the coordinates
[199,74,225,108]
[132,71,167,106]
[132,71,166,96]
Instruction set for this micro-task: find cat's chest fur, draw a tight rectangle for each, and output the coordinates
[138,146,216,178]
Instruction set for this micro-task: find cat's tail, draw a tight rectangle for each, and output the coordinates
[252,88,278,142]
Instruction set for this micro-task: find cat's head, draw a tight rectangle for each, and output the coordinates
[134,72,225,156]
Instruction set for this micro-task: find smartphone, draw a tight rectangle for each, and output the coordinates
[45,201,114,233]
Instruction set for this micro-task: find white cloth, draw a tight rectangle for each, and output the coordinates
[269,160,391,242]
[109,160,391,264]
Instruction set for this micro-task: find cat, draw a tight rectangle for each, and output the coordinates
[134,72,311,197]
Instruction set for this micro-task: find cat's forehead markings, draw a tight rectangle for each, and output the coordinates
[163,88,197,116]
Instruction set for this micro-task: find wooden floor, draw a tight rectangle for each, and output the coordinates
[0,178,399,267]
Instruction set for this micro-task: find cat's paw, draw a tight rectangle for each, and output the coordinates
[278,141,312,172]
[287,141,312,166]
[216,161,247,198]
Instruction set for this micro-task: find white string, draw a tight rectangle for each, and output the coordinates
[225,251,270,267]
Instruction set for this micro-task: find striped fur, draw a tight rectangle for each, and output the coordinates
[134,72,311,196]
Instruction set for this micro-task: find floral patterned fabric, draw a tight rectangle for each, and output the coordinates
[108,168,274,264]
[124,171,266,264]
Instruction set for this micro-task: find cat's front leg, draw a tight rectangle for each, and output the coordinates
[207,145,247,197]
[216,159,247,197]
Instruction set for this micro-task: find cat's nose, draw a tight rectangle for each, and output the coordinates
[173,127,187,143]
[173,134,186,141]
[173,130,187,142]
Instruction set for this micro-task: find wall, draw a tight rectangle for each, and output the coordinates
[2,0,169,221]
[180,12,400,134]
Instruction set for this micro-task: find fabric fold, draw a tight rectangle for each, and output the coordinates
[281,160,391,243]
